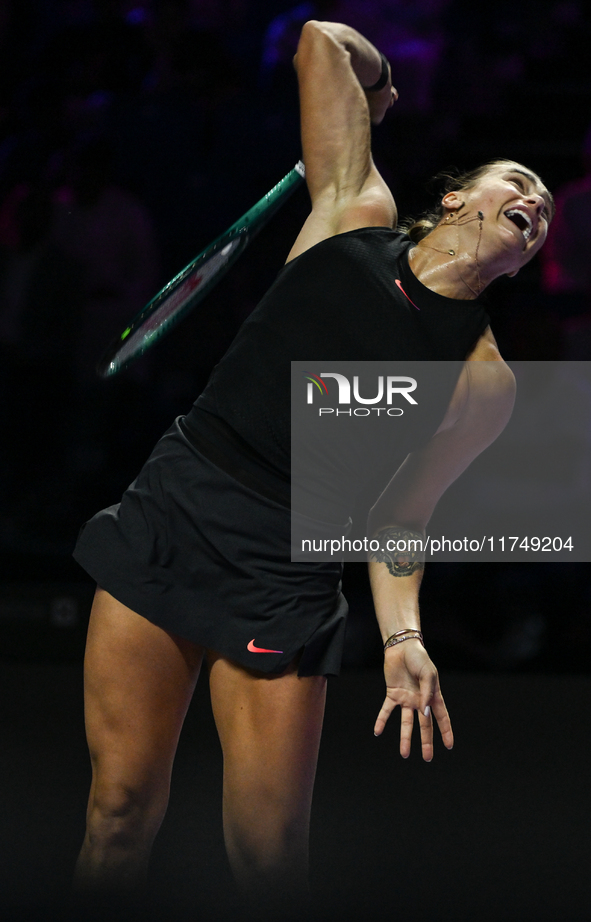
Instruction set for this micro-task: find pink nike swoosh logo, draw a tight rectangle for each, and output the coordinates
[395,279,420,310]
[247,639,284,654]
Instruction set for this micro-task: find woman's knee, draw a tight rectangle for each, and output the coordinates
[87,777,170,848]
[225,805,308,867]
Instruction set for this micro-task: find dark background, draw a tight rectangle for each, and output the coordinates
[0,1,590,919]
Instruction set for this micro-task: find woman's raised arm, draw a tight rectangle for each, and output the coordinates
[287,21,397,261]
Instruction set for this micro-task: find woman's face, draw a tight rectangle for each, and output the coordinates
[444,162,554,277]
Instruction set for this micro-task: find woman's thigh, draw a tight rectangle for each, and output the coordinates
[84,587,204,796]
[208,652,327,830]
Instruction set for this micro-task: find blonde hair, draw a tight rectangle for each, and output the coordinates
[398,160,553,243]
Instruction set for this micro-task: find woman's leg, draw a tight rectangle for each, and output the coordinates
[74,587,203,900]
[208,652,327,920]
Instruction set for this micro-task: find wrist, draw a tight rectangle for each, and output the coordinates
[333,25,385,88]
[362,52,390,91]
[383,629,424,652]
[379,618,421,644]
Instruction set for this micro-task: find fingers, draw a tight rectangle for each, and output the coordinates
[370,82,398,124]
[374,687,453,759]
[419,668,453,757]
[431,689,454,751]
[376,702,434,761]
[419,669,437,718]
[418,707,434,762]
[373,694,397,737]
[399,706,415,759]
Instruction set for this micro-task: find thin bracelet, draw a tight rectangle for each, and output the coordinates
[364,52,390,92]
[384,629,424,651]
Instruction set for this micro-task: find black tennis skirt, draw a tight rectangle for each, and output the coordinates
[73,418,348,676]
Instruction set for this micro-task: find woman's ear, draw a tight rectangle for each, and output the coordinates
[441,191,464,211]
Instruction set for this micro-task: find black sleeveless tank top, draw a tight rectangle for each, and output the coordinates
[183,228,490,515]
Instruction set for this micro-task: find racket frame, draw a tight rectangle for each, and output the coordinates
[97,161,305,377]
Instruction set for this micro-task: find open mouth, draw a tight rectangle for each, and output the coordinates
[504,209,533,242]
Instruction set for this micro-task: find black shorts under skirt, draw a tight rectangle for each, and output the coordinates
[73,418,348,676]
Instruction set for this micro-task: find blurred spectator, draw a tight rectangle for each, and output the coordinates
[110,21,248,279]
[541,124,591,357]
[261,1,336,86]
[0,181,83,522]
[0,1,154,206]
[261,0,450,114]
[47,136,159,494]
[187,0,261,66]
[50,137,158,381]
[0,183,81,362]
[39,0,151,102]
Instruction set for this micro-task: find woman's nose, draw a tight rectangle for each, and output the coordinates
[527,192,545,214]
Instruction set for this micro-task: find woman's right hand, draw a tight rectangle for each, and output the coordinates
[366,74,398,125]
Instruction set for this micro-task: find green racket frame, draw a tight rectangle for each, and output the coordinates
[97,161,305,378]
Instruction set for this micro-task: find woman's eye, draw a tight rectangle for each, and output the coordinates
[509,176,524,190]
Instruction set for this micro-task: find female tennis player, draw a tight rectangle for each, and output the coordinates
[72,19,553,921]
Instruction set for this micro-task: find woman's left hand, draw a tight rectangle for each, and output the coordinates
[374,640,454,761]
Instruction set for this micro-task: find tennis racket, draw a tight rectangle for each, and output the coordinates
[97,161,306,377]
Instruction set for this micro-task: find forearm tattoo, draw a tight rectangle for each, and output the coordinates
[369,526,425,577]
